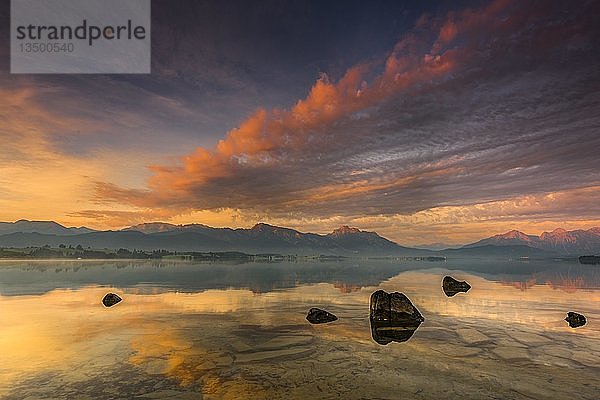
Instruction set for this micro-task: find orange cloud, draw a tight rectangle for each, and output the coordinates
[86,0,600,241]
[100,0,522,215]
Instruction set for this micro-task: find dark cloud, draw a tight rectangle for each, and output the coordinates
[0,0,447,155]
[1,0,598,235]
[96,0,600,223]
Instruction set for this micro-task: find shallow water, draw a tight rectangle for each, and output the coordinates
[0,259,599,399]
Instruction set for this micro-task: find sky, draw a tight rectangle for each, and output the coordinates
[0,0,599,245]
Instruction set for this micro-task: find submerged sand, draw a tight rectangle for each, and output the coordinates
[1,269,599,399]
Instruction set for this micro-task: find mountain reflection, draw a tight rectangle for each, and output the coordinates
[497,270,600,293]
[1,258,599,296]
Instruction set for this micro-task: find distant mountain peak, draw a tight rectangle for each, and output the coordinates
[251,222,277,231]
[541,227,568,236]
[495,230,531,240]
[329,225,363,236]
[248,223,303,239]
[251,223,292,233]
[123,222,180,233]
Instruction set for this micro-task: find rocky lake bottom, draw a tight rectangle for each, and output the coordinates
[0,260,599,399]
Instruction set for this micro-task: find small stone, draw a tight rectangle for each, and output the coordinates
[565,312,586,328]
[442,276,471,297]
[102,292,122,307]
[306,308,338,324]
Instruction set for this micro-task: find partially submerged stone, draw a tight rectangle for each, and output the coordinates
[442,276,471,297]
[565,312,586,328]
[102,292,122,307]
[306,308,338,324]
[369,290,424,345]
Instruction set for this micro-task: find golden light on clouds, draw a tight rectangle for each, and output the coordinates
[1,0,598,243]
[0,87,156,230]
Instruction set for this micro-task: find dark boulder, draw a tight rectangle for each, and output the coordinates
[565,312,586,328]
[442,276,471,297]
[369,290,424,345]
[102,292,122,307]
[306,308,338,324]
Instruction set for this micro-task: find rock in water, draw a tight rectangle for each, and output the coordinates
[102,293,122,307]
[369,290,424,345]
[565,312,586,328]
[442,276,471,297]
[306,308,338,324]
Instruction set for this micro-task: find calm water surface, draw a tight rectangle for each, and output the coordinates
[1,259,599,399]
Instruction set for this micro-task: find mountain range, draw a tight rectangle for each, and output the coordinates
[0,220,95,235]
[0,220,598,257]
[464,228,600,255]
[0,221,418,256]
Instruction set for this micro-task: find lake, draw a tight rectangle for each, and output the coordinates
[0,258,599,399]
